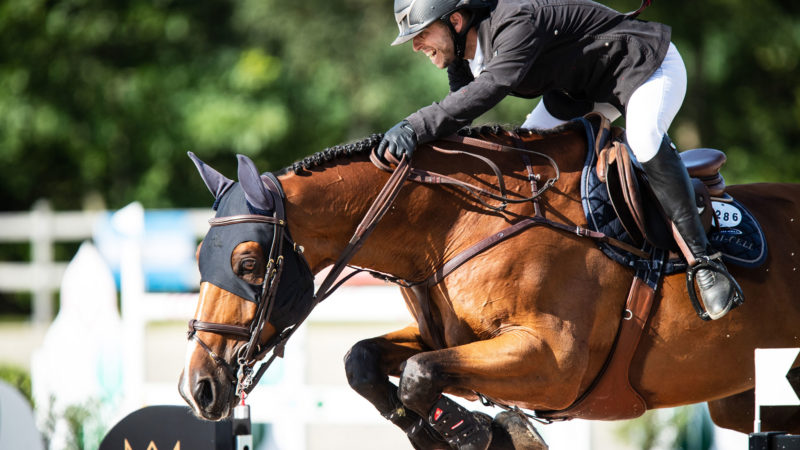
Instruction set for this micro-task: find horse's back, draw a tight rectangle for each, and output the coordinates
[727,182,800,248]
[725,182,800,330]
[728,182,800,211]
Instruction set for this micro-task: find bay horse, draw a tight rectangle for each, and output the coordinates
[178,118,800,449]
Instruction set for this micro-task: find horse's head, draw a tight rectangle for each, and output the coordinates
[179,153,315,420]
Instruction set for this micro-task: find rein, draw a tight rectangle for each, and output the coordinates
[370,134,561,211]
[187,122,646,401]
[627,0,653,18]
[187,160,414,399]
[187,174,295,397]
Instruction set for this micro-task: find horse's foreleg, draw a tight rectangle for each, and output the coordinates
[398,330,573,450]
[344,325,449,449]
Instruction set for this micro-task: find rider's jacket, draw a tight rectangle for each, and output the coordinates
[406,0,671,143]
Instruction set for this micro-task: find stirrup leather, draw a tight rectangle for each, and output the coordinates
[685,254,745,321]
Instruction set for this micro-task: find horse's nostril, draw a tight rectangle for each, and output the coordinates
[195,378,215,410]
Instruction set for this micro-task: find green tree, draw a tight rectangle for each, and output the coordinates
[0,0,797,212]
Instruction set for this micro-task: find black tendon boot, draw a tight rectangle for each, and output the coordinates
[382,404,450,450]
[428,395,492,450]
[641,136,742,320]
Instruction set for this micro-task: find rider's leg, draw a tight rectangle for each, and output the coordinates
[592,102,622,123]
[521,100,567,130]
[642,137,737,319]
[522,95,621,131]
[628,42,738,319]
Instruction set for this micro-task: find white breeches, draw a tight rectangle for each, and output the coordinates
[521,42,687,163]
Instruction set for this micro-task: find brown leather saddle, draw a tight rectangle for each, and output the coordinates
[537,115,734,422]
[597,127,729,251]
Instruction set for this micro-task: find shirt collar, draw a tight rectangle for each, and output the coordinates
[468,38,484,78]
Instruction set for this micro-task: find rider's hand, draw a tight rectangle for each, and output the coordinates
[377,120,417,163]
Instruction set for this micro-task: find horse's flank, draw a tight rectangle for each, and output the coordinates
[180,119,800,437]
[279,125,800,417]
[634,183,800,406]
[278,125,636,411]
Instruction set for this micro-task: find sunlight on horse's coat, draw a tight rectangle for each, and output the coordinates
[181,123,800,442]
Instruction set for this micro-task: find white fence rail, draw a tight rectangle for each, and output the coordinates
[0,200,211,323]
[11,201,611,449]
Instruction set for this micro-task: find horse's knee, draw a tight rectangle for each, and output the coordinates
[344,339,383,395]
[398,354,444,415]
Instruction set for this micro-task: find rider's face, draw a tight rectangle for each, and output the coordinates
[412,21,455,69]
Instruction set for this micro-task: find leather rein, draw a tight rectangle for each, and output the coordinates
[187,162,413,399]
[187,126,643,400]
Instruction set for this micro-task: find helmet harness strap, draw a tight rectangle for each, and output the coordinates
[441,10,475,60]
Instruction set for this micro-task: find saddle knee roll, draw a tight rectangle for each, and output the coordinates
[602,142,716,250]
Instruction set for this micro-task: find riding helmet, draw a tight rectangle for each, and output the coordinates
[391,0,494,46]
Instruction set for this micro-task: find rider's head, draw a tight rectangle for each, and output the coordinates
[392,0,493,65]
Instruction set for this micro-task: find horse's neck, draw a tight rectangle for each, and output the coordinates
[279,157,414,275]
[279,129,588,280]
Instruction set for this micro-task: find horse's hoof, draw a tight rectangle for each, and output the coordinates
[489,411,548,450]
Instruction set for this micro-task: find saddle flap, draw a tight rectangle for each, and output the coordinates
[604,141,646,246]
[691,178,713,231]
[603,141,718,252]
[604,140,680,249]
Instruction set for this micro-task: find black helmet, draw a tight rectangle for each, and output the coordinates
[391,0,493,46]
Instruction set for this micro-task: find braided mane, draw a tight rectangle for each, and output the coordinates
[284,122,582,174]
[285,134,383,174]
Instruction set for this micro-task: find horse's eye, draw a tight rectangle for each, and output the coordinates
[241,258,257,273]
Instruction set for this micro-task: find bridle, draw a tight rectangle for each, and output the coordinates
[186,120,643,401]
[187,163,413,399]
[187,169,306,398]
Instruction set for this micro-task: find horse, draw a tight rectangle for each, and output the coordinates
[178,118,800,449]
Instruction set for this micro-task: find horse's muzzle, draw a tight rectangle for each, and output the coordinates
[179,368,235,421]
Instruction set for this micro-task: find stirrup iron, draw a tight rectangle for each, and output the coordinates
[685,255,744,321]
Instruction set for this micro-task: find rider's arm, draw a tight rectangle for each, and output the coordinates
[406,3,549,143]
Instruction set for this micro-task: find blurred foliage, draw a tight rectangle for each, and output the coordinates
[616,405,715,450]
[39,395,104,450]
[0,364,33,406]
[0,0,798,212]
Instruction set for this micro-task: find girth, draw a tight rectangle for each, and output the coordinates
[189,114,666,418]
[393,115,666,423]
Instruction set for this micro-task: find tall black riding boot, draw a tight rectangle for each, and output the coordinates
[641,136,741,320]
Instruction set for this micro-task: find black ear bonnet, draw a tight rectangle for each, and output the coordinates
[195,167,315,331]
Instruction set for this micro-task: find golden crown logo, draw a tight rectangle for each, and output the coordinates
[123,439,180,450]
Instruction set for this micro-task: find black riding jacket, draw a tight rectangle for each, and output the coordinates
[405,0,671,143]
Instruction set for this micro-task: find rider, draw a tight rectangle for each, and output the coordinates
[377,2,740,447]
[377,0,740,321]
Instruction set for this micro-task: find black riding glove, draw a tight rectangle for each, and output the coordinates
[377,120,417,163]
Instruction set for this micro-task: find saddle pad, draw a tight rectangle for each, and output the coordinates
[709,200,768,267]
[579,124,767,274]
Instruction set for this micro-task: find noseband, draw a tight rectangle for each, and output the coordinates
[187,171,305,398]
[187,162,412,398]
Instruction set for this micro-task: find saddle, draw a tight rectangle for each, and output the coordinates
[595,117,728,251]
